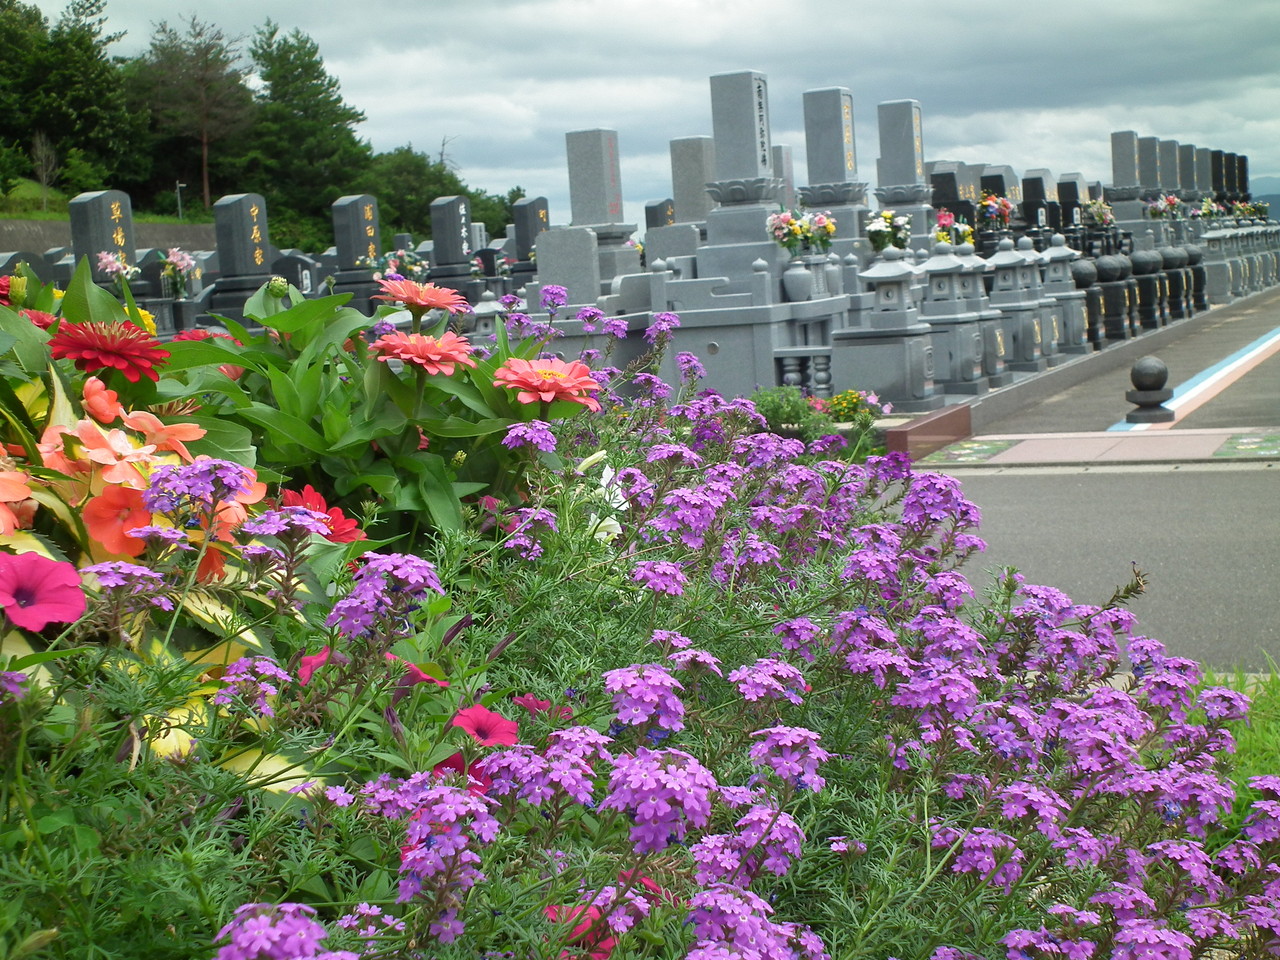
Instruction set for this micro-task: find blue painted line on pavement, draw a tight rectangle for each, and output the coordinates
[1107,325,1280,431]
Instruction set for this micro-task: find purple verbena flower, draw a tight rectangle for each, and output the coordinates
[728,657,808,705]
[749,726,830,791]
[643,311,680,343]
[212,656,292,718]
[602,663,686,731]
[631,560,688,596]
[501,420,557,453]
[600,747,716,853]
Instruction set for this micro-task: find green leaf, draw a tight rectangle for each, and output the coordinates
[236,403,330,454]
[184,415,258,465]
[416,455,463,531]
[256,294,351,335]
[8,647,92,670]
[418,415,511,439]
[159,338,259,374]
[423,372,497,418]
[60,257,126,327]
[0,304,51,375]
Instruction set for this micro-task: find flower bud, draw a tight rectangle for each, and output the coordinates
[266,276,289,298]
[7,275,27,307]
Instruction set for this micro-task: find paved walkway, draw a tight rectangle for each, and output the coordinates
[909,287,1280,670]
[919,285,1280,468]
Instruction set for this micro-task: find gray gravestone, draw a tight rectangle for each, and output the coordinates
[875,99,925,187]
[643,223,699,264]
[1137,137,1161,192]
[566,128,624,225]
[1111,131,1139,187]
[331,194,380,269]
[772,144,796,210]
[213,193,271,277]
[1195,148,1212,193]
[69,190,136,278]
[669,136,716,222]
[645,199,676,230]
[929,160,981,205]
[535,227,600,305]
[1158,141,1180,193]
[804,87,857,185]
[1179,144,1197,194]
[709,70,773,180]
[511,196,549,261]
[469,223,489,252]
[429,196,472,266]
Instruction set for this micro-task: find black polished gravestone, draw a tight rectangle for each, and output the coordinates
[210,193,274,321]
[1020,170,1061,233]
[510,196,549,280]
[927,160,978,226]
[330,195,380,312]
[68,190,155,295]
[645,199,676,230]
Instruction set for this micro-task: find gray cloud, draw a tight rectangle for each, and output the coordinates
[29,0,1280,227]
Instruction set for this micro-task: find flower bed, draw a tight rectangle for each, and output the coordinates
[0,261,1278,959]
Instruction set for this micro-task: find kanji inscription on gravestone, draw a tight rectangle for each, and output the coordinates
[511,197,549,261]
[213,193,271,277]
[429,196,472,266]
[69,190,136,275]
[566,129,624,225]
[332,194,380,269]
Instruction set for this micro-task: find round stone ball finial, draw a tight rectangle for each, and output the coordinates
[1125,355,1175,423]
[1130,355,1168,391]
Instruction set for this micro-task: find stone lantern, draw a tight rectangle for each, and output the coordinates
[920,242,986,393]
[988,238,1046,372]
[828,246,944,412]
[1042,235,1091,355]
[953,241,1012,387]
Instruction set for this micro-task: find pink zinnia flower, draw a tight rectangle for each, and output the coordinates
[492,357,601,411]
[0,552,86,631]
[370,330,476,376]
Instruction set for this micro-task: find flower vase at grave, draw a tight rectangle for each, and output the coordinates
[160,274,181,300]
[782,258,813,302]
[804,252,829,298]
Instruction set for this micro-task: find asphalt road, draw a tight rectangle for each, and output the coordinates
[939,464,1280,672]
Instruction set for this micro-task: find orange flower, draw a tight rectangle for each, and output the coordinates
[38,423,87,476]
[83,377,124,424]
[121,411,206,462]
[370,330,477,376]
[0,470,33,535]
[492,357,602,412]
[371,278,470,316]
[74,420,155,487]
[82,484,150,557]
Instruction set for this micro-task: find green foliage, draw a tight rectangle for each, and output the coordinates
[749,383,837,443]
[238,21,372,232]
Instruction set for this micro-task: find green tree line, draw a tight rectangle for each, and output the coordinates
[0,0,524,249]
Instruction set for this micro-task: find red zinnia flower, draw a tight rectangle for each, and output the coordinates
[371,278,470,316]
[0,552,86,631]
[49,320,170,383]
[21,309,57,330]
[369,330,477,377]
[280,485,366,543]
[451,704,519,746]
[0,276,10,306]
[493,357,601,412]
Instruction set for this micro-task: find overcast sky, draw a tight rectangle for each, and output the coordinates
[30,0,1280,229]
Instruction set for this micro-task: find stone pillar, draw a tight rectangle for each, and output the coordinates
[669,136,717,225]
[919,242,985,394]
[565,128,640,284]
[873,99,934,249]
[798,86,869,254]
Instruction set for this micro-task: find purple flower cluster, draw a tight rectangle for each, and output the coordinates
[728,657,808,705]
[686,885,828,960]
[631,559,688,596]
[501,419,557,453]
[214,902,355,960]
[241,507,331,541]
[213,656,293,718]
[748,726,830,791]
[1,670,27,705]
[83,561,173,612]
[504,507,557,560]
[601,747,716,854]
[326,551,445,640]
[143,458,255,514]
[643,310,680,344]
[602,663,686,732]
[574,306,604,332]
[692,803,806,884]
[676,351,706,383]
[540,284,568,314]
[481,725,613,807]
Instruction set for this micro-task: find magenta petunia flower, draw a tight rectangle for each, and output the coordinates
[0,552,86,631]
